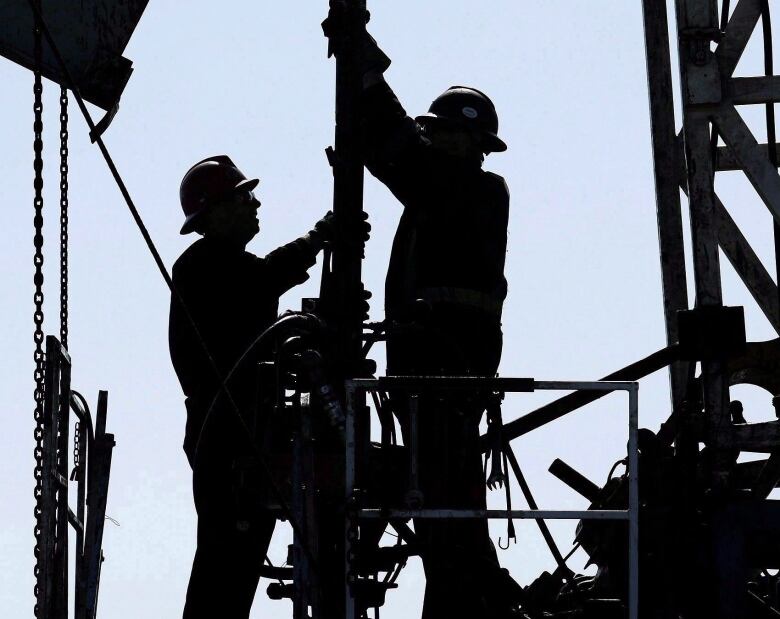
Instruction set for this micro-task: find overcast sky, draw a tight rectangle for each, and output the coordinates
[2,1,779,617]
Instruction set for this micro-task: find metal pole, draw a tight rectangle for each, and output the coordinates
[345,383,357,619]
[323,0,368,377]
[675,0,732,491]
[54,349,72,616]
[628,384,640,619]
[358,509,630,520]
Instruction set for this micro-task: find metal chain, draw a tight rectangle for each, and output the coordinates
[72,422,80,480]
[32,1,45,615]
[59,86,68,350]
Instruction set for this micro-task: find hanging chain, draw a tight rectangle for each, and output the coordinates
[72,422,81,480]
[32,1,45,616]
[59,86,69,350]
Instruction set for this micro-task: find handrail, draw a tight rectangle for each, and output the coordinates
[479,345,677,450]
[345,377,640,619]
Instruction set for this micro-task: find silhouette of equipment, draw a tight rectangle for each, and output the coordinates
[18,0,780,617]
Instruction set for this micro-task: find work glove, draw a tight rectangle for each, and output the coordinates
[322,4,391,76]
[313,210,336,242]
[357,285,372,322]
[312,210,371,251]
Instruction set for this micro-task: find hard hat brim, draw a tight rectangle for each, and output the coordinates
[235,177,260,193]
[179,177,260,235]
[415,114,507,153]
[482,132,507,153]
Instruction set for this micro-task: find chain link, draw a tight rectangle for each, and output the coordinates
[60,86,68,350]
[32,2,45,615]
[72,422,80,480]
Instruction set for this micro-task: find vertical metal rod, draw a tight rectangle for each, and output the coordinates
[40,337,60,618]
[408,395,420,500]
[628,384,640,619]
[55,353,72,615]
[83,391,113,619]
[73,395,88,619]
[325,0,368,377]
[677,0,730,490]
[300,397,320,616]
[345,384,357,619]
[291,398,307,619]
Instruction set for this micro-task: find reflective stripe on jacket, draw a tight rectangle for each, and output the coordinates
[417,286,503,319]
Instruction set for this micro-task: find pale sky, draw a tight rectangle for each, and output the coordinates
[3,1,779,617]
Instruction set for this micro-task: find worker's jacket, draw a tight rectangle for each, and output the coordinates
[169,235,317,464]
[363,81,509,328]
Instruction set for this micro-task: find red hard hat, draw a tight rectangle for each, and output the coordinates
[179,155,259,235]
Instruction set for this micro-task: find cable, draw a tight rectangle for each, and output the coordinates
[23,0,319,574]
[193,312,320,460]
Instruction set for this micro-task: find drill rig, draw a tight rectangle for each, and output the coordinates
[11,0,780,618]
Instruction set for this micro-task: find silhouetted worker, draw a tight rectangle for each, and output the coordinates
[370,80,513,616]
[324,19,514,616]
[168,155,334,619]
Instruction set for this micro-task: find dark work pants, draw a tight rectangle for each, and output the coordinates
[183,407,275,619]
[397,397,503,618]
[388,307,510,618]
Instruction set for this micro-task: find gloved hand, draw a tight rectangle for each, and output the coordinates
[349,211,372,245]
[359,285,372,321]
[322,4,391,76]
[362,31,392,76]
[310,210,372,256]
[313,210,336,241]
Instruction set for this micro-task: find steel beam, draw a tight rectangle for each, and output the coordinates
[717,142,780,170]
[715,105,780,223]
[723,420,780,452]
[714,197,780,333]
[684,112,724,304]
[716,0,762,77]
[642,0,690,412]
[677,0,731,492]
[729,75,780,105]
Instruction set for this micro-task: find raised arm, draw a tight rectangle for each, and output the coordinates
[362,75,431,201]
[322,10,429,204]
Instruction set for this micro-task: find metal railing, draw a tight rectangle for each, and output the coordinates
[344,377,639,619]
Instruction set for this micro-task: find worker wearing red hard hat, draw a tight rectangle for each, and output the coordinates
[169,155,338,619]
[178,155,262,235]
